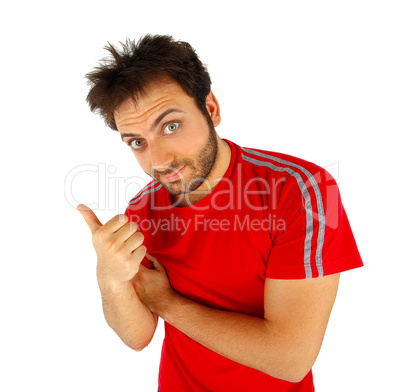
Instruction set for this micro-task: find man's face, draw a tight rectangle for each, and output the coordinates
[115,80,221,196]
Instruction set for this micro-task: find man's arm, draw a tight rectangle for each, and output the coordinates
[134,256,340,382]
[99,280,158,351]
[77,204,158,351]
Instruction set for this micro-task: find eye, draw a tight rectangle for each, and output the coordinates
[129,139,145,150]
[164,122,179,135]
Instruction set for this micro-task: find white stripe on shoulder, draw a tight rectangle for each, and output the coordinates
[241,147,325,278]
[128,181,163,205]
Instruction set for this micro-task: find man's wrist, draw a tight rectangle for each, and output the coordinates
[98,278,133,296]
[158,290,180,320]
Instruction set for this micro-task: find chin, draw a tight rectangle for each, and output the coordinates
[165,178,205,195]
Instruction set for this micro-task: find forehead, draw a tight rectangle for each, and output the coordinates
[114,80,190,126]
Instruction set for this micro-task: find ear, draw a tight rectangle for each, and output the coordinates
[205,90,221,127]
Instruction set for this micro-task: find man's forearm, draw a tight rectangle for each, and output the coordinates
[160,293,308,383]
[99,280,157,351]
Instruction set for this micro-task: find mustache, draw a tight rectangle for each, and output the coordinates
[151,163,187,177]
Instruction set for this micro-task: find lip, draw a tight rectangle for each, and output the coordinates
[163,166,186,182]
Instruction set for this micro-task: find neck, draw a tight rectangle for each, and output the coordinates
[171,138,231,207]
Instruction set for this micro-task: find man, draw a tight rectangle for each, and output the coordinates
[78,34,363,391]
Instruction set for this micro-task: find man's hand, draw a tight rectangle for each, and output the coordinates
[77,204,147,289]
[132,254,176,315]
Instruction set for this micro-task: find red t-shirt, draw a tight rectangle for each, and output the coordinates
[125,138,363,392]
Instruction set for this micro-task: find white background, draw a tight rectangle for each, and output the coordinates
[1,1,401,391]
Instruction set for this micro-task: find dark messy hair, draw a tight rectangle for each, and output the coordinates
[85,34,212,130]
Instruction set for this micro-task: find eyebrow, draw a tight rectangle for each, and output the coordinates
[120,108,185,141]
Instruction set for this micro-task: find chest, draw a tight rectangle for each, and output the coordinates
[143,207,273,317]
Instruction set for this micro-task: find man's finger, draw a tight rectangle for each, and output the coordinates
[77,204,103,234]
[145,253,163,270]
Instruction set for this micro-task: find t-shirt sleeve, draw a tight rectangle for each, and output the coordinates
[265,168,363,279]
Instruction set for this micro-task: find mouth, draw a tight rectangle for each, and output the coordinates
[163,166,186,182]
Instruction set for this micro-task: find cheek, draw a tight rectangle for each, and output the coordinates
[180,122,209,155]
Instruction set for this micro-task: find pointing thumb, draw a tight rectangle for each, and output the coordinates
[77,204,103,234]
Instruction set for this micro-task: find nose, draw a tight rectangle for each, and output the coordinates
[148,142,174,172]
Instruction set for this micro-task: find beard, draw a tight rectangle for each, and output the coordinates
[150,120,219,196]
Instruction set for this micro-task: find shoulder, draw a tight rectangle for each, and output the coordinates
[239,144,327,180]
[237,144,344,231]
[125,180,164,216]
[237,143,337,196]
